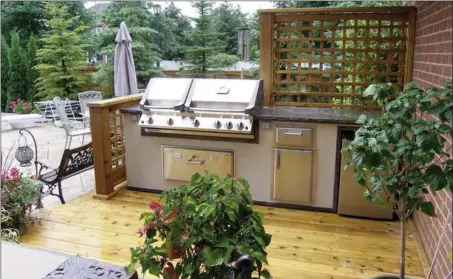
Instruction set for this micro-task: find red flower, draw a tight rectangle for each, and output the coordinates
[17,98,21,102]
[137,222,154,237]
[149,202,162,210]
[1,195,6,201]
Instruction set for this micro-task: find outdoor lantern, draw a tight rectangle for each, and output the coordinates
[153,4,161,16]
[15,135,34,167]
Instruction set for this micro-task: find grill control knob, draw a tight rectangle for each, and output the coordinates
[193,119,200,127]
[237,122,245,130]
[167,118,174,126]
[147,117,154,124]
[214,120,222,129]
[225,121,233,129]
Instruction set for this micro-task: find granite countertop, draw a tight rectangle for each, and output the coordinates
[120,105,380,125]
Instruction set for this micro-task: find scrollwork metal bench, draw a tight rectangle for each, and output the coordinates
[37,142,94,205]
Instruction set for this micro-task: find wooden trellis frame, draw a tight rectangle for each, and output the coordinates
[259,7,416,108]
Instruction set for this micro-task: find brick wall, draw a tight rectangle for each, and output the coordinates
[411,2,453,279]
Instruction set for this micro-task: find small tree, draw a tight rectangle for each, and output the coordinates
[6,31,28,109]
[345,82,452,279]
[1,35,10,111]
[35,2,88,100]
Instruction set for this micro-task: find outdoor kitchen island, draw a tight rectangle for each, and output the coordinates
[120,80,380,213]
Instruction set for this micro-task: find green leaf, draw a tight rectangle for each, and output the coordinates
[356,114,367,125]
[254,236,266,247]
[421,202,436,217]
[215,236,230,248]
[416,130,439,151]
[204,248,224,267]
[263,233,272,246]
[261,269,272,279]
[183,236,198,249]
[424,165,447,191]
[252,251,268,265]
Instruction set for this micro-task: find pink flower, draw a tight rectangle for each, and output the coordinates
[137,222,155,237]
[17,98,21,102]
[1,195,6,201]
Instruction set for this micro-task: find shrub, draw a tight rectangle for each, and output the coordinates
[1,206,19,242]
[128,172,272,279]
[9,99,35,114]
[1,167,41,232]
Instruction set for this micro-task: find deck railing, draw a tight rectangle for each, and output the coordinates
[88,94,143,199]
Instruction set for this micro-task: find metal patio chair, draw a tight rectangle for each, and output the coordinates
[78,91,102,119]
[53,97,91,149]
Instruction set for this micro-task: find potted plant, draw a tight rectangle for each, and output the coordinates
[5,98,42,129]
[1,167,41,233]
[344,81,452,279]
[127,172,272,279]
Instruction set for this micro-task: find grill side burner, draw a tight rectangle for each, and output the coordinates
[138,78,263,141]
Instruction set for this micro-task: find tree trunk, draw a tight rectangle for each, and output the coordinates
[400,211,406,279]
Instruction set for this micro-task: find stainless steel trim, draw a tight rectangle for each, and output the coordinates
[189,107,246,113]
[144,128,255,139]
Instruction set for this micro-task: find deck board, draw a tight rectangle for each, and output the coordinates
[20,189,428,279]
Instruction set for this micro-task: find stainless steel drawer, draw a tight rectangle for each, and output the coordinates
[275,127,314,147]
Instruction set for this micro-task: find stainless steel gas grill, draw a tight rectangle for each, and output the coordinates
[138,78,262,142]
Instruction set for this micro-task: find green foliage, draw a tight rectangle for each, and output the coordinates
[345,81,452,277]
[208,53,240,68]
[128,172,272,279]
[1,167,41,233]
[182,1,226,78]
[162,2,193,60]
[6,32,28,109]
[0,1,47,42]
[98,1,162,88]
[35,2,88,100]
[1,35,10,112]
[1,206,19,242]
[26,35,39,103]
[212,2,247,55]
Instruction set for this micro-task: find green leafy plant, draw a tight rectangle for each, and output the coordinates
[1,167,41,232]
[128,172,272,279]
[344,81,452,279]
[9,99,33,114]
[1,206,19,242]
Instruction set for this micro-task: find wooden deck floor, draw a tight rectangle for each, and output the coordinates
[20,189,429,279]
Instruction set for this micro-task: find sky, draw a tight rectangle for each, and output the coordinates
[84,1,275,18]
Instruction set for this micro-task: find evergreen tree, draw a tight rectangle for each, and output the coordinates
[163,2,193,60]
[35,3,88,100]
[1,36,10,111]
[26,35,39,102]
[182,1,224,77]
[212,2,247,56]
[6,32,28,109]
[97,1,161,88]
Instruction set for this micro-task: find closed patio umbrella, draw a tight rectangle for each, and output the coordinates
[114,21,139,97]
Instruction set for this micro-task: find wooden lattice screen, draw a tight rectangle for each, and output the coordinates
[259,7,416,108]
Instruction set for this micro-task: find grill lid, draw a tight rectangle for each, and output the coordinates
[184,79,262,113]
[140,78,193,110]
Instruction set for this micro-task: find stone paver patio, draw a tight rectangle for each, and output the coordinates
[1,115,94,207]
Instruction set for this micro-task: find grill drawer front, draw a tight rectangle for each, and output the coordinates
[162,147,233,182]
[275,127,314,147]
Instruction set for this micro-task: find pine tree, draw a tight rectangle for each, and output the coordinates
[6,32,28,110]
[1,35,10,111]
[98,1,161,88]
[26,35,39,102]
[212,2,247,55]
[182,1,223,77]
[35,3,88,100]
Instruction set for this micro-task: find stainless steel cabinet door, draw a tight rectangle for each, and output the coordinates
[272,148,314,204]
[163,147,233,182]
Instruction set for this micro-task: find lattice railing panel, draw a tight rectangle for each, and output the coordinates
[261,8,415,108]
[109,109,125,170]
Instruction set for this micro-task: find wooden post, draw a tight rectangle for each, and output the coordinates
[405,6,417,83]
[90,106,115,199]
[259,13,274,106]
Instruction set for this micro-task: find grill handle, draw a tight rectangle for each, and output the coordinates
[191,108,246,113]
[187,157,205,165]
[284,129,304,136]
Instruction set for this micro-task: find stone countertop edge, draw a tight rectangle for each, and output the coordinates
[119,105,381,125]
